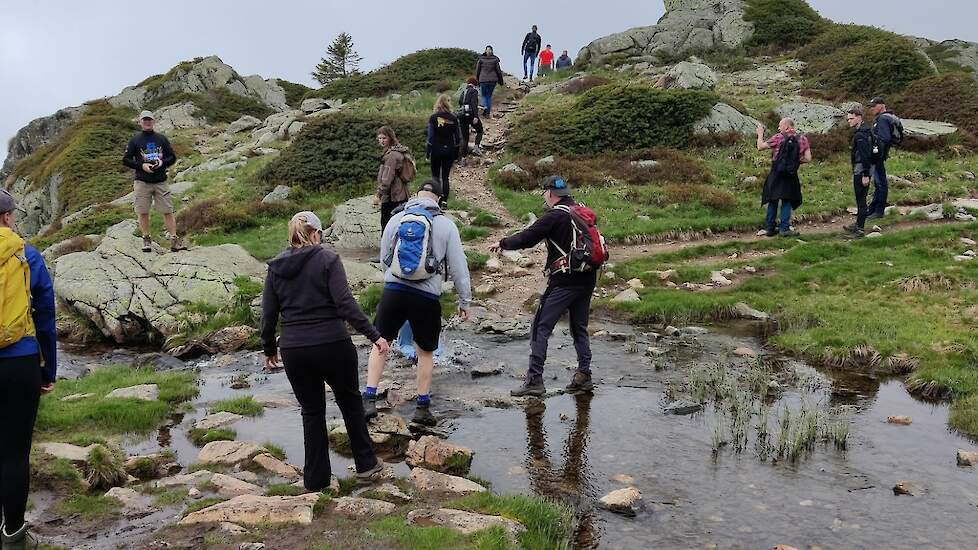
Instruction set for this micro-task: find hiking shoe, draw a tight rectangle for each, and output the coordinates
[170,236,187,252]
[411,402,437,426]
[355,460,385,485]
[511,377,546,397]
[2,522,40,550]
[565,371,594,393]
[848,229,865,239]
[471,146,483,157]
[842,223,860,233]
[779,229,801,238]
[866,211,884,220]
[362,394,378,421]
[764,229,778,237]
[142,236,153,252]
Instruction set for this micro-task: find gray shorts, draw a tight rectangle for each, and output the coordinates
[133,181,173,215]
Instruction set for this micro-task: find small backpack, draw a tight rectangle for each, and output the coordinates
[385,206,443,281]
[773,133,802,176]
[0,228,34,348]
[872,113,904,161]
[391,146,417,184]
[549,205,609,274]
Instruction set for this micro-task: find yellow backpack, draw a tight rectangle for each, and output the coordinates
[0,227,34,348]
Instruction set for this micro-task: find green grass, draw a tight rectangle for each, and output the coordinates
[31,205,131,251]
[54,494,122,521]
[358,284,384,318]
[445,493,575,550]
[368,516,511,550]
[610,223,978,436]
[266,484,307,497]
[31,452,85,493]
[36,366,198,441]
[461,226,490,242]
[166,276,263,350]
[209,396,264,417]
[263,442,287,461]
[188,428,237,447]
[153,488,190,507]
[184,497,228,515]
[467,250,490,272]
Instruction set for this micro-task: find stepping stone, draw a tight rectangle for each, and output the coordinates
[599,487,643,516]
[211,473,264,497]
[408,468,486,497]
[252,453,301,481]
[194,412,244,431]
[332,496,396,518]
[178,494,320,526]
[197,441,266,466]
[405,436,474,475]
[36,442,95,463]
[155,470,214,489]
[106,384,159,401]
[407,508,525,540]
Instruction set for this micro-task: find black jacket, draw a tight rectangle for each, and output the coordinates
[851,124,874,177]
[261,246,380,356]
[459,85,480,119]
[499,197,598,288]
[122,131,176,183]
[426,112,461,157]
[522,32,542,55]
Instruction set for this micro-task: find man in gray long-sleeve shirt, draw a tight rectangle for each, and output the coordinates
[363,179,472,426]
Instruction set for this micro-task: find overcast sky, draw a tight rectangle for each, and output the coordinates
[3,0,977,166]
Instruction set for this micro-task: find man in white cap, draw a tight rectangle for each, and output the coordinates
[122,110,183,252]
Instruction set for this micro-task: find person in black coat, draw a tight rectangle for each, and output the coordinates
[756,118,812,237]
[426,94,461,207]
[844,108,875,237]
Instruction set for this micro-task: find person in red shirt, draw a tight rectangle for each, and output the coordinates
[756,118,812,237]
[538,45,555,76]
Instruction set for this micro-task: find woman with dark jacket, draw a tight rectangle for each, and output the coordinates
[475,45,505,116]
[262,211,389,491]
[458,77,484,159]
[427,94,461,207]
[375,126,412,230]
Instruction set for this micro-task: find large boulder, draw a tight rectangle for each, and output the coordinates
[693,103,760,136]
[577,0,753,66]
[227,115,262,134]
[902,119,958,138]
[656,61,718,90]
[3,173,62,237]
[774,102,845,134]
[53,221,265,343]
[153,102,206,133]
[325,196,383,250]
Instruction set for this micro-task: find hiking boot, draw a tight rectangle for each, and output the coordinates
[779,229,801,238]
[565,371,594,393]
[142,236,153,252]
[848,229,865,239]
[511,377,546,397]
[471,146,484,157]
[170,235,187,252]
[866,211,884,221]
[2,522,39,550]
[362,394,379,421]
[842,223,859,233]
[355,460,385,485]
[411,402,437,426]
[764,229,778,237]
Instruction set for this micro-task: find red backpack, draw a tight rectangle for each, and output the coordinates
[549,204,609,274]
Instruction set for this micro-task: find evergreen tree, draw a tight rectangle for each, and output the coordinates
[312,32,363,86]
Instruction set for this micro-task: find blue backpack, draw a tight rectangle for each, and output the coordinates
[386,206,442,281]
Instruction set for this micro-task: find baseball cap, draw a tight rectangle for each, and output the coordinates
[0,188,18,214]
[139,110,155,120]
[866,97,886,107]
[542,175,571,197]
[419,178,444,197]
[291,211,323,232]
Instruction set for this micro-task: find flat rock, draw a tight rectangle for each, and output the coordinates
[408,468,487,497]
[355,483,413,503]
[612,288,641,303]
[656,61,718,90]
[227,115,262,134]
[472,362,505,377]
[106,384,158,401]
[406,436,474,475]
[332,496,396,518]
[599,487,643,516]
[178,494,320,526]
[195,412,245,431]
[261,185,292,205]
[957,449,978,466]
[733,347,758,357]
[902,119,958,137]
[155,470,214,489]
[893,480,925,496]
[252,453,301,481]
[105,487,154,517]
[732,302,769,321]
[711,271,733,286]
[198,441,267,466]
[37,442,95,463]
[60,393,94,402]
[664,400,703,415]
[211,473,264,497]
[407,508,526,539]
[886,416,913,426]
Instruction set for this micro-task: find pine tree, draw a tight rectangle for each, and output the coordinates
[312,32,363,86]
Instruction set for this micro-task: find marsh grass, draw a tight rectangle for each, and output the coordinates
[209,396,264,417]
[188,428,237,447]
[55,494,122,521]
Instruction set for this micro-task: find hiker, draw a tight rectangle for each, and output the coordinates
[363,179,472,426]
[866,97,903,220]
[555,50,573,70]
[756,119,812,237]
[0,189,57,550]
[375,126,415,231]
[261,211,387,490]
[475,46,504,116]
[844,107,875,238]
[427,94,461,207]
[492,176,607,397]
[538,45,555,77]
[122,110,184,253]
[521,25,543,81]
[457,77,484,159]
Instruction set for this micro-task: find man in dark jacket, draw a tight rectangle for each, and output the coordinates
[555,50,573,70]
[122,110,183,253]
[844,108,874,238]
[522,25,542,81]
[492,176,596,397]
[756,118,812,237]
[866,97,900,220]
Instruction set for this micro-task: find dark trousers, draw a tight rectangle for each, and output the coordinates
[523,52,538,79]
[280,340,377,491]
[869,162,888,215]
[429,149,455,205]
[853,175,870,229]
[0,355,41,534]
[380,200,406,232]
[459,117,484,157]
[529,284,594,379]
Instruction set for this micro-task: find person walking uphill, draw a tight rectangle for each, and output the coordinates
[457,77,484,159]
[427,95,461,207]
[262,211,387,491]
[375,126,416,231]
[844,108,875,238]
[866,97,904,220]
[492,177,608,397]
[475,46,504,116]
[538,45,555,77]
[363,179,472,426]
[521,25,542,81]
[0,189,57,550]
[757,118,812,237]
[122,110,184,253]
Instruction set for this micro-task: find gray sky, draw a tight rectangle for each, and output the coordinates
[3,0,977,166]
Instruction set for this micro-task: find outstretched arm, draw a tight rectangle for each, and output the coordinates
[499,211,555,250]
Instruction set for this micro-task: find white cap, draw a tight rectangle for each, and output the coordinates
[139,110,155,120]
[291,211,322,231]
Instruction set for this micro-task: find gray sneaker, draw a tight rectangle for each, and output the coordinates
[142,236,153,252]
[2,522,40,550]
[355,460,385,485]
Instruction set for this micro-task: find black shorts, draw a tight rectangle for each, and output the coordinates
[374,288,442,352]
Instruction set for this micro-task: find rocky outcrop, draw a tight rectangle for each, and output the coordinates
[324,196,382,250]
[656,60,718,90]
[4,173,62,238]
[153,102,207,133]
[54,221,265,343]
[902,119,958,137]
[774,102,845,134]
[1,106,83,180]
[693,103,760,135]
[577,1,753,67]
[914,38,978,79]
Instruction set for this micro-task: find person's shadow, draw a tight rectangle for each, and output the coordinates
[524,393,601,548]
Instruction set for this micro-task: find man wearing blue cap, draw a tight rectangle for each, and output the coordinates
[492,176,597,397]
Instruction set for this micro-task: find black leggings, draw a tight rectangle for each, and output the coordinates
[280,340,377,491]
[0,355,41,534]
[430,149,456,205]
[460,117,484,156]
[380,200,407,232]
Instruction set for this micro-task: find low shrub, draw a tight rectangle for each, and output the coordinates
[259,112,426,191]
[806,126,852,157]
[662,184,737,211]
[893,73,978,136]
[84,444,128,490]
[510,84,716,155]
[31,205,131,251]
[276,79,313,108]
[145,88,273,124]
[308,48,478,101]
[557,75,610,94]
[744,0,828,50]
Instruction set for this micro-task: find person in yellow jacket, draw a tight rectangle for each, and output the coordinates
[0,188,57,550]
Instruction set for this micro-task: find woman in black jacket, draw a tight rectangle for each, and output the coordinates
[427,94,461,207]
[262,211,390,490]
